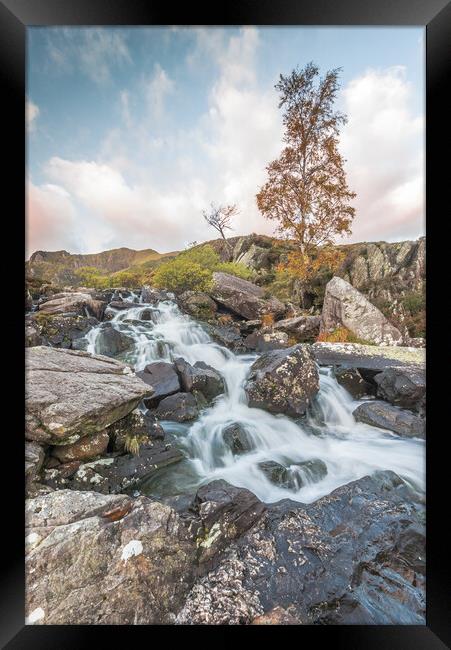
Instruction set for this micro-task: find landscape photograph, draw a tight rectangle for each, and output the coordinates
[25,26,425,626]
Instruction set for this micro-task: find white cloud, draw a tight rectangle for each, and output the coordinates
[26,181,79,257]
[26,100,39,132]
[340,66,424,242]
[145,63,174,118]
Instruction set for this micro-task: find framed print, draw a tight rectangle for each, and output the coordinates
[1,0,450,646]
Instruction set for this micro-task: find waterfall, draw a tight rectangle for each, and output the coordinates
[84,296,425,504]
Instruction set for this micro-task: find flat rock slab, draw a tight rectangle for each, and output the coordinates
[353,401,425,438]
[312,342,425,371]
[26,347,152,445]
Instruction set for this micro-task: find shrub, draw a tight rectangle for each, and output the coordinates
[153,258,213,293]
[316,326,374,345]
[152,244,253,293]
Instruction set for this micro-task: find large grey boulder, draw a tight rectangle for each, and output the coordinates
[38,291,106,320]
[353,401,425,438]
[374,366,426,413]
[26,347,152,445]
[210,272,285,320]
[320,276,403,346]
[244,344,319,417]
[25,490,196,624]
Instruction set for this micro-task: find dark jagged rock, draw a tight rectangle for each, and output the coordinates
[25,442,46,495]
[375,366,426,414]
[177,471,425,625]
[335,366,376,398]
[25,313,98,349]
[43,442,183,494]
[137,361,181,407]
[353,401,425,438]
[152,392,199,422]
[96,323,134,356]
[223,423,254,454]
[251,607,303,625]
[189,480,266,570]
[245,344,319,417]
[108,409,165,452]
[208,324,246,353]
[174,358,224,401]
[273,315,321,342]
[259,461,296,489]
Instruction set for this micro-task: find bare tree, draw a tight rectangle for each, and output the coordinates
[202,203,238,250]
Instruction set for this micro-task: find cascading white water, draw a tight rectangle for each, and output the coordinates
[84,296,425,504]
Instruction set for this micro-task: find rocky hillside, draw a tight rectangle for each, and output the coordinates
[26,235,425,337]
[26,247,177,285]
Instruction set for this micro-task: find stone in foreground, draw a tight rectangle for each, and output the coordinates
[320,276,403,346]
[26,347,152,445]
[244,344,319,417]
[25,490,196,624]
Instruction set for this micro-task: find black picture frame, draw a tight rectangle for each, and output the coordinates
[2,0,450,646]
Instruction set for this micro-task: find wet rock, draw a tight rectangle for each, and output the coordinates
[208,324,245,353]
[178,291,218,320]
[292,459,328,485]
[138,361,181,407]
[44,442,183,494]
[38,291,106,320]
[51,430,110,463]
[245,344,319,417]
[108,300,136,311]
[353,401,425,438]
[243,329,289,352]
[25,490,196,624]
[26,347,151,445]
[178,471,425,625]
[174,358,224,401]
[251,606,302,625]
[108,409,165,452]
[320,276,403,345]
[139,308,153,321]
[96,323,134,356]
[223,423,254,455]
[210,272,285,320]
[335,366,376,398]
[25,313,98,349]
[273,315,321,342]
[152,392,199,422]
[190,480,266,570]
[374,366,426,413]
[259,461,296,489]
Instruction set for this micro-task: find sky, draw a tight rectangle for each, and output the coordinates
[26,26,425,257]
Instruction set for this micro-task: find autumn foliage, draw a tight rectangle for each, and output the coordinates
[256,62,355,294]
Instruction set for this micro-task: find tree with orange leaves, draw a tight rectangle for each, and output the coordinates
[256,63,355,300]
